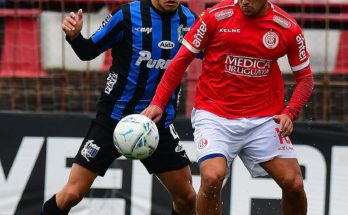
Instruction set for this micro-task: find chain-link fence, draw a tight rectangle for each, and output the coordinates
[0,0,347,121]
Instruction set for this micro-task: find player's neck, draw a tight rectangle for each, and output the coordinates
[257,2,270,17]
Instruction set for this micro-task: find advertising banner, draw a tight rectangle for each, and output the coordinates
[0,113,347,215]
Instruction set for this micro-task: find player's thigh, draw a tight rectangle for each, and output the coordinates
[73,120,121,176]
[191,109,243,166]
[260,157,303,187]
[141,124,191,174]
[239,117,297,177]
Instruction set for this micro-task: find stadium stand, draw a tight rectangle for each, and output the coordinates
[0,0,347,121]
[0,8,47,77]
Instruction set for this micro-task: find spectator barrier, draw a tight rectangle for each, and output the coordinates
[0,112,347,215]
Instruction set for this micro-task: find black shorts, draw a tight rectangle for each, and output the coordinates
[73,119,191,176]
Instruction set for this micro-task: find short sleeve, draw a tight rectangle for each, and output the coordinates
[181,10,217,53]
[287,26,310,72]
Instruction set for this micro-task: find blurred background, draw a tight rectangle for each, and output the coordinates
[0,1,347,215]
[0,0,347,121]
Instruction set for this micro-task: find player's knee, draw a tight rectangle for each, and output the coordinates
[280,174,304,194]
[201,172,224,196]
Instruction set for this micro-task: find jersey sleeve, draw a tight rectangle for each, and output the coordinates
[91,9,125,53]
[282,25,314,120]
[66,9,125,61]
[181,10,217,54]
[286,26,310,73]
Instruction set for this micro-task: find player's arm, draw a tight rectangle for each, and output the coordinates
[142,11,215,122]
[282,29,314,121]
[274,29,314,136]
[281,67,314,121]
[63,8,124,61]
[143,46,198,122]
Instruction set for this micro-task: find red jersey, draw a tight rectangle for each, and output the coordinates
[181,1,311,118]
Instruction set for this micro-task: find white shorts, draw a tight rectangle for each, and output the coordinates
[191,109,297,177]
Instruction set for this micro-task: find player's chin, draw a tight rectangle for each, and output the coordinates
[163,6,178,12]
[163,2,179,11]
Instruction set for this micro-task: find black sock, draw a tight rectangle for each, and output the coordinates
[171,209,180,215]
[41,195,69,215]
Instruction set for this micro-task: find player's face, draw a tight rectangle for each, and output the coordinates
[239,0,269,17]
[152,0,180,12]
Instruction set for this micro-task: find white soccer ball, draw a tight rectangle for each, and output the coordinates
[113,114,159,160]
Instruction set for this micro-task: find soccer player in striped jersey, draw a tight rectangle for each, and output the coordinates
[41,1,197,215]
[142,0,314,214]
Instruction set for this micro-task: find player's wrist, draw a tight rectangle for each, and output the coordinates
[66,33,82,43]
[151,105,164,113]
[281,108,296,121]
[150,97,166,112]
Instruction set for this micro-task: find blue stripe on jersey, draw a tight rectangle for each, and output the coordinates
[134,6,162,111]
[163,6,197,127]
[182,6,196,25]
[111,2,142,119]
[105,1,196,127]
[91,10,124,52]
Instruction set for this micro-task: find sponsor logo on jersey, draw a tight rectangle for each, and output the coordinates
[178,24,190,43]
[193,21,207,48]
[158,40,175,50]
[134,27,152,34]
[198,138,208,149]
[81,140,100,162]
[214,9,234,21]
[296,34,307,61]
[225,55,272,77]
[105,72,118,94]
[136,50,171,69]
[175,142,184,152]
[219,28,240,33]
[273,15,291,29]
[96,14,113,32]
[262,31,279,49]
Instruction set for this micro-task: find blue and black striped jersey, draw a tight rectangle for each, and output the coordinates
[68,0,196,128]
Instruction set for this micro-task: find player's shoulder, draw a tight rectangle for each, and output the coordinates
[201,0,236,20]
[110,0,138,15]
[179,3,197,18]
[270,3,302,32]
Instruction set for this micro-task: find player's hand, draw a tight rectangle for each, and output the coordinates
[62,9,83,40]
[141,105,163,123]
[272,114,293,137]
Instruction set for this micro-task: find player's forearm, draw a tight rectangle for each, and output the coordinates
[66,34,100,61]
[151,46,197,110]
[282,68,314,121]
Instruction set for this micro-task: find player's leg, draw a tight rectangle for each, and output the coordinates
[42,164,98,214]
[240,117,307,215]
[191,109,240,215]
[156,166,196,215]
[42,119,120,215]
[260,158,307,215]
[56,164,98,209]
[196,157,227,215]
[141,124,196,215]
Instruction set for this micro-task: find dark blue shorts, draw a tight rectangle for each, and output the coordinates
[73,119,191,176]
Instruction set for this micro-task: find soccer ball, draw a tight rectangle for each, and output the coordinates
[113,114,159,160]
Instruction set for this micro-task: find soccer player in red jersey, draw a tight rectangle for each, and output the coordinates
[142,0,314,214]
